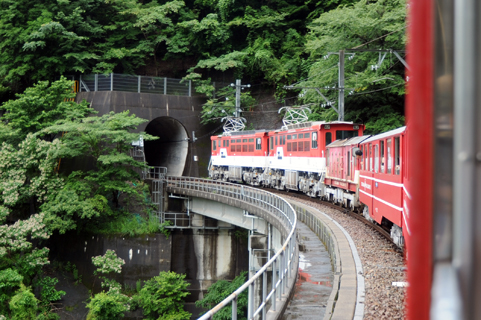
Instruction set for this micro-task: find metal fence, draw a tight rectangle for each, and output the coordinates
[78,73,192,96]
[165,177,298,320]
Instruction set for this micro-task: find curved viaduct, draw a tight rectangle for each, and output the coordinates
[76,91,216,177]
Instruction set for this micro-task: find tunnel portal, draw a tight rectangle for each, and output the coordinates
[144,117,189,176]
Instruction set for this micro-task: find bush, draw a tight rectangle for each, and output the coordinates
[86,292,129,320]
[137,271,191,320]
[9,284,38,320]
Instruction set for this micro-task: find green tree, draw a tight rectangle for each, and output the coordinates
[40,111,157,233]
[137,271,191,320]
[195,271,248,320]
[0,77,90,144]
[300,0,407,133]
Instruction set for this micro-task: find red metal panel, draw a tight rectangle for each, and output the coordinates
[371,177,403,226]
[406,0,434,318]
[359,171,374,214]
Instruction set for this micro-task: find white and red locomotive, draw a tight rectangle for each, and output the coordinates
[210,121,363,194]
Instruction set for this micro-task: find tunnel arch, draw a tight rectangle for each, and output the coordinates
[144,117,189,176]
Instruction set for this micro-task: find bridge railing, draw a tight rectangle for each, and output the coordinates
[166,177,298,320]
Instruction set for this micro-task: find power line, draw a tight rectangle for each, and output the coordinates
[348,83,404,96]
[350,26,408,50]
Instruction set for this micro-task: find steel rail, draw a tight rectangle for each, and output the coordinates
[166,177,298,320]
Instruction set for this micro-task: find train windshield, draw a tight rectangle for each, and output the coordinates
[336,130,358,140]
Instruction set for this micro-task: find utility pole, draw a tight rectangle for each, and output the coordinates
[338,50,345,121]
[231,79,251,117]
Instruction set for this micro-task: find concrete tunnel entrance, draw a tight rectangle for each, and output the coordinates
[144,117,189,176]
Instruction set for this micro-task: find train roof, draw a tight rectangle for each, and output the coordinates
[281,121,360,131]
[216,129,268,137]
[327,135,371,148]
[361,126,406,144]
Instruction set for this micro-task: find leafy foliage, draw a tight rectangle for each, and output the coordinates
[299,0,407,133]
[137,271,191,320]
[39,110,157,233]
[37,277,66,307]
[86,250,130,320]
[199,85,256,124]
[92,250,125,276]
[86,292,130,320]
[8,284,38,320]
[196,271,248,320]
[0,77,91,144]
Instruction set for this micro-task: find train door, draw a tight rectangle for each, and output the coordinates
[359,142,374,216]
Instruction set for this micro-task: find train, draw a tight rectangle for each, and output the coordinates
[209,121,407,248]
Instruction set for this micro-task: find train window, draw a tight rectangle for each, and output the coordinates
[304,141,310,151]
[298,141,303,151]
[305,133,310,138]
[249,138,254,142]
[282,135,286,145]
[249,145,254,152]
[236,145,241,152]
[231,139,235,144]
[287,135,292,140]
[336,130,359,140]
[326,132,332,145]
[312,132,318,149]
[237,139,241,143]
[347,151,351,176]
[231,144,235,152]
[395,137,400,175]
[365,145,368,170]
[374,145,379,173]
[256,138,262,150]
[275,136,278,146]
[369,144,373,171]
[299,134,303,139]
[242,145,247,152]
[213,140,217,150]
[226,140,229,147]
[270,137,273,150]
[387,139,392,174]
[380,140,385,173]
[293,142,298,151]
[243,139,247,143]
[292,134,297,139]
[287,142,292,152]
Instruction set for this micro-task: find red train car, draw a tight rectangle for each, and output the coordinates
[324,136,367,210]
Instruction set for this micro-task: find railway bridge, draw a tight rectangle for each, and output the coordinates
[161,177,361,320]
